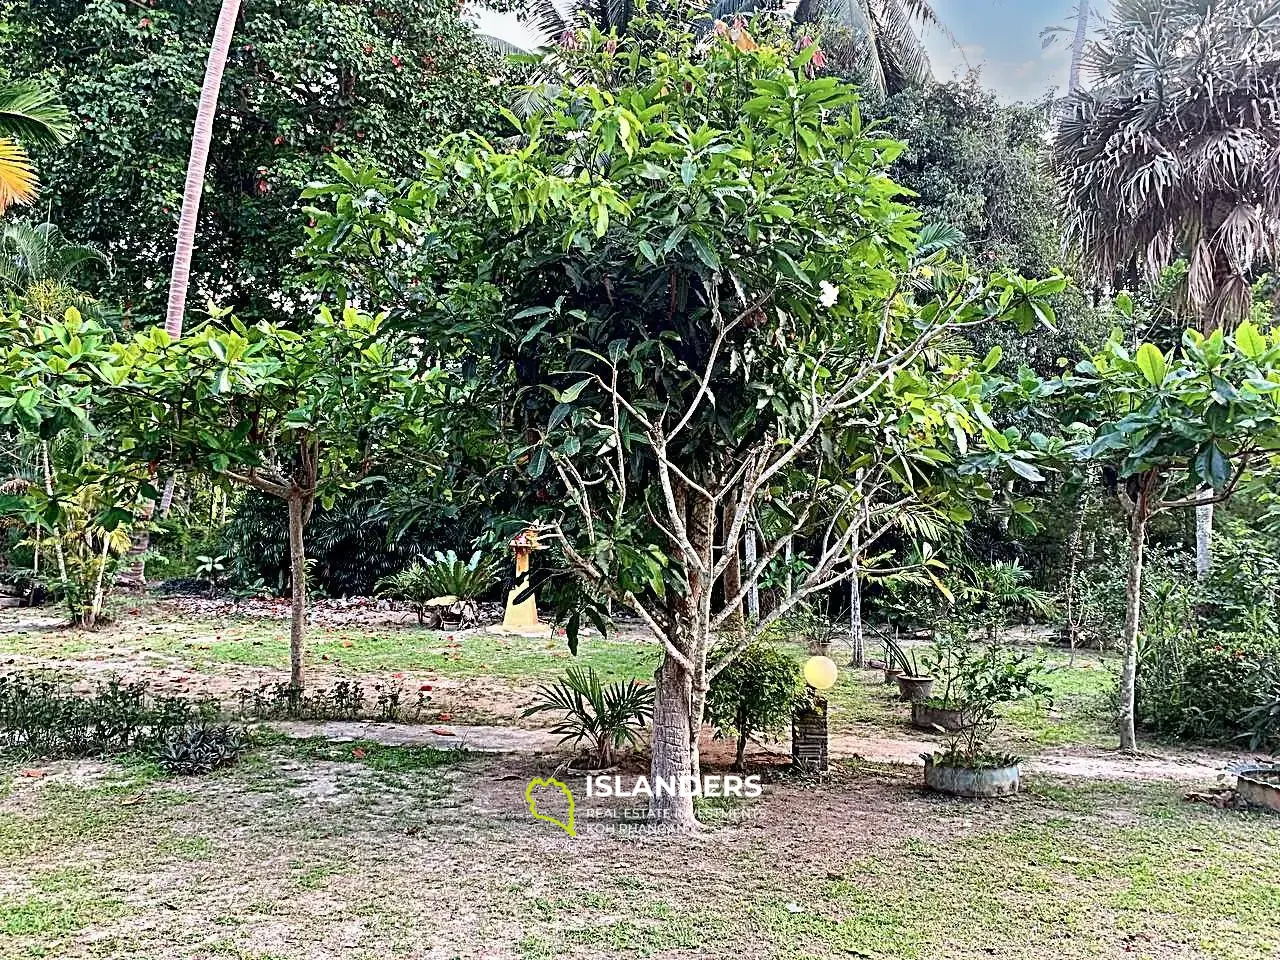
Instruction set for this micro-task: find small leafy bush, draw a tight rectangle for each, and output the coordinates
[375,562,438,624]
[706,643,802,770]
[1138,631,1280,746]
[155,724,245,775]
[235,679,430,722]
[522,666,653,768]
[919,636,1050,767]
[0,674,244,772]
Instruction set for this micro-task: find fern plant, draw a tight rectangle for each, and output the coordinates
[522,666,654,768]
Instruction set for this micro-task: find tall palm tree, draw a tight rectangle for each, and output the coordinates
[1053,0,1280,580]
[166,0,242,339]
[514,0,945,97]
[0,82,74,214]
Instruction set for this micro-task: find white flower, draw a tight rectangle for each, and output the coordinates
[819,280,839,308]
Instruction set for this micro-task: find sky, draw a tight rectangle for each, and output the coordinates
[922,0,1104,102]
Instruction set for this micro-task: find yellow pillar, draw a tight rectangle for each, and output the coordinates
[491,529,547,636]
[503,544,540,630]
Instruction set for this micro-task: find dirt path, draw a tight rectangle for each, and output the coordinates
[266,719,1260,784]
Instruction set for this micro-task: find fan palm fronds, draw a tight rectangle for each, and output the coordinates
[1053,0,1280,331]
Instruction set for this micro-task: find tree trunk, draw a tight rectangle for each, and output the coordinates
[649,651,697,830]
[87,532,111,629]
[166,0,242,336]
[1118,496,1148,753]
[1195,496,1213,580]
[720,507,743,634]
[849,573,864,668]
[1064,487,1088,666]
[287,494,307,690]
[158,474,179,518]
[734,730,747,773]
[1069,0,1090,93]
[744,525,759,623]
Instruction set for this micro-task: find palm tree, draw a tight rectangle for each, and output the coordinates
[0,221,109,295]
[0,82,74,214]
[1053,0,1280,581]
[514,0,945,97]
[166,0,242,339]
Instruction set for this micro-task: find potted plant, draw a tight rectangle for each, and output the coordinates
[920,642,1050,797]
[884,634,934,702]
[910,632,974,731]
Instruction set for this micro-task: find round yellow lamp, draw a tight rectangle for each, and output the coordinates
[803,655,838,691]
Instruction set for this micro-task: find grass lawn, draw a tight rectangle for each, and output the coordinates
[0,742,1275,960]
[0,604,658,683]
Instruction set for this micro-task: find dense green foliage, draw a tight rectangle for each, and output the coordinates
[3,0,504,321]
[705,642,802,770]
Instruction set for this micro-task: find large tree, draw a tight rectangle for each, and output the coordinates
[4,0,504,323]
[1053,0,1280,577]
[306,18,1062,828]
[514,0,946,97]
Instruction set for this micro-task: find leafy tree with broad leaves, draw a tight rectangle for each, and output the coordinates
[0,305,431,688]
[1053,0,1280,578]
[514,0,945,98]
[1064,312,1280,751]
[304,17,1064,828]
[3,0,504,322]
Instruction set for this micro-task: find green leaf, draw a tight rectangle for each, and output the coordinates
[1236,321,1267,359]
[559,379,590,403]
[1194,444,1230,491]
[1135,343,1167,386]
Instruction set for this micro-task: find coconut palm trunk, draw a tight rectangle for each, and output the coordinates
[1068,1,1089,93]
[122,0,241,588]
[167,0,242,337]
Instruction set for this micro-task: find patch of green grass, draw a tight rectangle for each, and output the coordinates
[284,737,469,772]
[751,782,1280,960]
[0,609,659,686]
[1000,653,1117,747]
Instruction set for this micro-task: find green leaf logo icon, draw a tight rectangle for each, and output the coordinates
[525,777,576,837]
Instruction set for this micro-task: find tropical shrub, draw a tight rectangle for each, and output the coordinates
[375,561,439,625]
[923,636,1051,767]
[155,724,245,775]
[1138,631,1280,748]
[522,666,654,769]
[705,644,803,771]
[416,550,497,600]
[0,674,221,760]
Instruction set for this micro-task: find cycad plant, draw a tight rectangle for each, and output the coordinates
[523,665,655,768]
[0,82,74,214]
